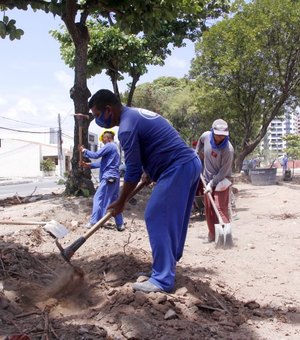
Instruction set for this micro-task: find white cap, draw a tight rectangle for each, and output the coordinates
[212,119,229,136]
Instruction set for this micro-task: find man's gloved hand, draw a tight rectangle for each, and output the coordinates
[204,181,213,194]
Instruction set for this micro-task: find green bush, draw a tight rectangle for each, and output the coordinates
[40,158,55,172]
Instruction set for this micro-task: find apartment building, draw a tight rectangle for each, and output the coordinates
[262,111,300,156]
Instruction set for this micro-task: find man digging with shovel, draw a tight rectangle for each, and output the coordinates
[196,119,234,245]
[87,89,201,293]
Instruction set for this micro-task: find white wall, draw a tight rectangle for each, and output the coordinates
[0,139,42,177]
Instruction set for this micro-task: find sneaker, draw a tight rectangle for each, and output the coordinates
[133,280,161,293]
[135,271,152,278]
[116,224,125,232]
[84,222,94,229]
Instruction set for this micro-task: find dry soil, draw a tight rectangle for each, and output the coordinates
[0,176,299,339]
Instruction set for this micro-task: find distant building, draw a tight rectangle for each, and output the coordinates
[0,128,98,178]
[296,111,300,134]
[261,111,300,156]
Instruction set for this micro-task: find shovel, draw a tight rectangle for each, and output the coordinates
[55,180,147,264]
[200,174,233,249]
[0,219,68,239]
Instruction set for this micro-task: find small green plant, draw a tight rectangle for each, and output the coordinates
[75,188,90,197]
[40,158,56,173]
[57,179,65,185]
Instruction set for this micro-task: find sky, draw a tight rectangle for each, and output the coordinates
[0,8,195,137]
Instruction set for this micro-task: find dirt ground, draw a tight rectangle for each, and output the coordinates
[0,175,299,340]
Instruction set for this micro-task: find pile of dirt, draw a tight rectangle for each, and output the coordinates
[1,239,285,340]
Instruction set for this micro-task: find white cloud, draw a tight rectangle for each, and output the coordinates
[166,56,188,69]
[0,96,7,106]
[55,70,73,91]
[2,97,38,119]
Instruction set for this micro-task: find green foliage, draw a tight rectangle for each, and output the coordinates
[0,0,230,190]
[75,187,90,197]
[190,0,300,169]
[0,14,24,40]
[57,178,65,185]
[40,158,55,172]
[131,77,186,113]
[283,134,300,159]
[51,23,164,80]
[132,76,200,143]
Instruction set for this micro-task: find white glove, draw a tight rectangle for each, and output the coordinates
[204,181,213,194]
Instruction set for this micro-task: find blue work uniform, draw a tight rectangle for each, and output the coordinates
[118,106,201,292]
[83,143,123,226]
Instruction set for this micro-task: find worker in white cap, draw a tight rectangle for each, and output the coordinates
[196,119,234,242]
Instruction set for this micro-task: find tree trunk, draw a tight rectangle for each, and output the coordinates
[62,2,95,196]
[127,74,140,106]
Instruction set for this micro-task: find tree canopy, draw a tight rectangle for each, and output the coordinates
[190,0,300,170]
[0,12,23,39]
[131,77,201,144]
[51,23,167,106]
[283,134,300,160]
[0,0,229,193]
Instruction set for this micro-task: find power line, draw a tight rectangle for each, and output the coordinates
[0,126,56,134]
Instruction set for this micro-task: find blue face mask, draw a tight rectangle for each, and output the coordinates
[95,111,112,128]
[210,130,229,150]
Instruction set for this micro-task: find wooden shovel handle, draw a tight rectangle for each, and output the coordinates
[200,174,224,225]
[0,220,47,226]
[79,125,83,163]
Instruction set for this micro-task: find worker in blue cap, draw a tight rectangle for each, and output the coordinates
[87,89,201,293]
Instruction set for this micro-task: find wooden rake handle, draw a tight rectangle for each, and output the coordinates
[200,174,224,225]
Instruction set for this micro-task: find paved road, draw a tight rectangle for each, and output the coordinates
[0,178,63,199]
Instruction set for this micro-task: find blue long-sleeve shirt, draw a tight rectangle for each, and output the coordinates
[118,106,197,183]
[83,142,120,181]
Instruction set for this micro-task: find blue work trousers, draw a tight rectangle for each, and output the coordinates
[90,178,123,226]
[145,157,201,292]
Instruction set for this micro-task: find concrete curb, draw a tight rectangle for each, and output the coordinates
[0,179,33,186]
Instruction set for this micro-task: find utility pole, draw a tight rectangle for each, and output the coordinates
[57,113,64,177]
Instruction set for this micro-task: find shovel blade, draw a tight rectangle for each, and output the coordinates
[214,223,233,249]
[44,220,69,239]
[223,223,234,249]
[214,223,224,248]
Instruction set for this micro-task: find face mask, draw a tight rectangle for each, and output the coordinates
[210,130,229,150]
[95,111,112,128]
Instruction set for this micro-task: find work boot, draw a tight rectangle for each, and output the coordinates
[116,224,125,232]
[133,280,161,293]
